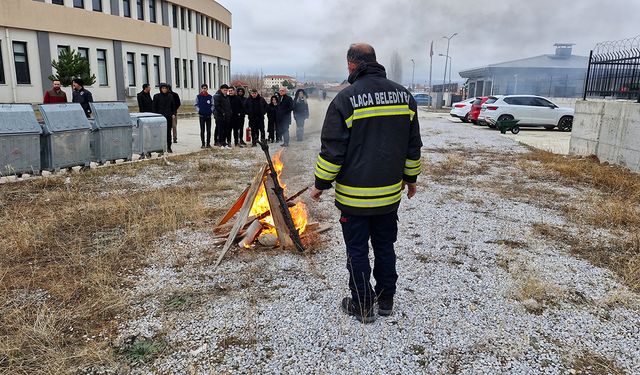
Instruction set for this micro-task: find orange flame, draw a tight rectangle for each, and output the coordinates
[248,150,308,244]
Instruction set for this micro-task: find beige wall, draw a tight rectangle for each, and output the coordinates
[196,35,231,61]
[170,0,232,27]
[0,0,171,48]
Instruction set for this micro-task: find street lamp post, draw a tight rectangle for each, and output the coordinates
[411,59,415,91]
[442,33,458,93]
[438,54,452,90]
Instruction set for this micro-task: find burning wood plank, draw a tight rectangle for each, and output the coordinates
[213,164,267,270]
[216,185,249,227]
[238,219,263,248]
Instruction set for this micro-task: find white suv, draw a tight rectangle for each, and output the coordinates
[449,98,475,123]
[479,95,574,131]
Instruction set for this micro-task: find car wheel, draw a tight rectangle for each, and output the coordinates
[558,116,573,132]
[462,113,470,123]
[511,126,520,134]
[498,114,514,122]
[544,126,555,130]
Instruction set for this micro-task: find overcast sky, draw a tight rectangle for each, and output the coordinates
[216,0,640,85]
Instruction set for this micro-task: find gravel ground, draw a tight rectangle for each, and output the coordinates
[112,108,640,374]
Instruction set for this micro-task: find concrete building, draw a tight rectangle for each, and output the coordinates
[0,0,231,104]
[263,75,296,89]
[459,44,588,98]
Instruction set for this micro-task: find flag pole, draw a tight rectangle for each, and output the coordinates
[428,41,433,108]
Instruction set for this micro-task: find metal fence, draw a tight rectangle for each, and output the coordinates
[583,35,640,100]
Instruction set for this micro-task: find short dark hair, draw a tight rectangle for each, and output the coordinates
[347,43,377,65]
[142,83,150,89]
[72,78,84,87]
[220,84,229,89]
[201,84,208,89]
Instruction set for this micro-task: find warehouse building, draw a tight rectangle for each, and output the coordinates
[0,0,231,104]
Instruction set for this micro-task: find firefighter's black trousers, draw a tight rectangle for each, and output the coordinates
[339,209,398,309]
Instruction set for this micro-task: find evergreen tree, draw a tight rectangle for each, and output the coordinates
[49,49,96,87]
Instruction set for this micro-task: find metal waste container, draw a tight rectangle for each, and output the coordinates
[130,112,167,158]
[89,102,133,164]
[0,104,42,176]
[39,103,91,172]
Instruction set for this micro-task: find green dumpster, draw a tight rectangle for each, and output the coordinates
[497,119,520,134]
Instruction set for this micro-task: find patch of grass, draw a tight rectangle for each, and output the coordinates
[570,351,627,375]
[512,272,564,314]
[120,337,166,364]
[0,152,258,373]
[197,160,215,172]
[165,294,192,310]
[486,239,527,249]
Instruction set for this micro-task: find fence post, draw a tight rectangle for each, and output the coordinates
[583,50,593,101]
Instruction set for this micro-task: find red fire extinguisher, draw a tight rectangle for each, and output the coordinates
[245,127,252,143]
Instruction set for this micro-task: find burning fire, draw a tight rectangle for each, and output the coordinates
[248,150,308,240]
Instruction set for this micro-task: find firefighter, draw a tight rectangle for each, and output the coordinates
[310,43,422,323]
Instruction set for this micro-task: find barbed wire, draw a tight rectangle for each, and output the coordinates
[593,35,640,55]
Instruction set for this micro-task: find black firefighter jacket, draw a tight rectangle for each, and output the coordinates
[314,62,423,216]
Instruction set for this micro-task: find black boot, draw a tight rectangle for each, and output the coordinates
[340,297,375,324]
[378,297,394,316]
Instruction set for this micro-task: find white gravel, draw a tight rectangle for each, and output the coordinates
[112,109,640,374]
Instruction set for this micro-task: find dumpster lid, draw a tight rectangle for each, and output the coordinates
[91,102,132,128]
[38,103,91,133]
[0,104,42,135]
[130,112,164,118]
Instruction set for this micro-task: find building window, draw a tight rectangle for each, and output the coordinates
[78,47,89,60]
[189,60,194,88]
[148,0,156,23]
[97,49,108,86]
[92,0,102,11]
[123,0,131,18]
[209,63,213,87]
[182,58,187,88]
[205,17,210,36]
[0,45,5,84]
[74,0,84,8]
[136,0,144,20]
[13,42,30,85]
[202,62,207,85]
[153,55,160,87]
[180,8,186,30]
[174,58,180,88]
[141,54,149,85]
[188,10,192,31]
[52,0,64,5]
[126,52,136,86]
[57,45,70,56]
[172,5,178,28]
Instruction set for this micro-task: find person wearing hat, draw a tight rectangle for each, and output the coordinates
[72,78,94,118]
[152,83,177,153]
[244,88,268,146]
[213,84,232,147]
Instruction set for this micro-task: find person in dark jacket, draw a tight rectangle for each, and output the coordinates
[266,95,278,143]
[244,89,268,146]
[168,85,181,143]
[228,87,246,147]
[137,83,153,112]
[276,87,294,146]
[235,87,248,146]
[194,84,214,148]
[293,89,310,141]
[213,84,232,147]
[72,78,93,118]
[310,43,422,324]
[152,83,176,153]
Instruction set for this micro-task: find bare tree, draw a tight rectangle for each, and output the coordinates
[388,50,403,84]
[231,71,264,92]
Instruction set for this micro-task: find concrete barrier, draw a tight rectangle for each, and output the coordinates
[569,100,640,172]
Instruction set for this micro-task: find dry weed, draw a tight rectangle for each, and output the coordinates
[570,351,627,375]
[0,153,256,373]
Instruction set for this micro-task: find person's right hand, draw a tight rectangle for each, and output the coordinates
[403,182,417,199]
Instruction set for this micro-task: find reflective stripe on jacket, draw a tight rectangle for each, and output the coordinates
[314,62,422,216]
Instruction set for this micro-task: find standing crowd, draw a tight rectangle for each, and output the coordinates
[192,84,310,149]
